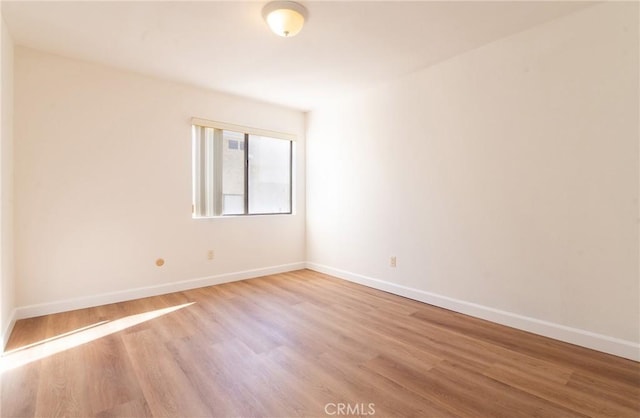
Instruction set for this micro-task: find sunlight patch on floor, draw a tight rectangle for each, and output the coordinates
[1,302,195,372]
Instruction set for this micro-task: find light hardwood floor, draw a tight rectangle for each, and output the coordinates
[2,269,639,417]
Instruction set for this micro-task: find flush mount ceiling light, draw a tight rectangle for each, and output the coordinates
[262,1,307,37]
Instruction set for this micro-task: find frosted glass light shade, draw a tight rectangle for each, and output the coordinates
[262,1,307,37]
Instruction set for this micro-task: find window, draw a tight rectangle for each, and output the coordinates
[192,118,294,217]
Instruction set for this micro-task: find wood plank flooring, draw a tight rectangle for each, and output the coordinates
[2,269,639,417]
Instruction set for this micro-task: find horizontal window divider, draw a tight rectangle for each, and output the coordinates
[191,117,297,141]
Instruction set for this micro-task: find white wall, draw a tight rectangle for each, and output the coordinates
[0,13,15,347]
[14,47,305,312]
[306,3,639,357]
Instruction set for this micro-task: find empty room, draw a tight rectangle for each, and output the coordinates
[0,1,638,417]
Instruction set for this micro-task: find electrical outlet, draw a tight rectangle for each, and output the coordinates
[207,250,215,260]
[390,256,397,268]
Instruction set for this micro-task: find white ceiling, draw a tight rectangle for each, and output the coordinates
[2,1,594,111]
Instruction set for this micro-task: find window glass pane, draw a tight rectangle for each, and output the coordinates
[222,130,245,215]
[248,135,291,214]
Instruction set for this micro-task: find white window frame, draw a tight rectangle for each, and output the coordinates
[191,117,295,218]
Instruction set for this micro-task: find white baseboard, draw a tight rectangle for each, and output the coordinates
[14,262,306,320]
[10,261,639,362]
[1,308,17,351]
[305,262,640,362]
